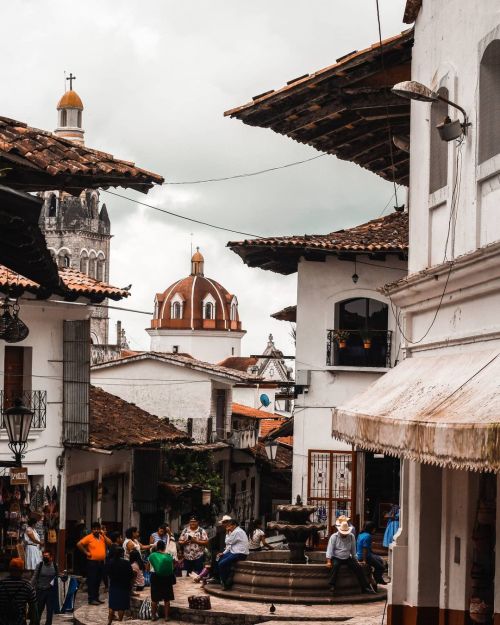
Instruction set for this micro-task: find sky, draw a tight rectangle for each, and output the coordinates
[2,0,407,357]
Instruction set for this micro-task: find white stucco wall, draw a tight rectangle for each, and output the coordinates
[294,254,405,501]
[147,328,244,363]
[91,358,234,442]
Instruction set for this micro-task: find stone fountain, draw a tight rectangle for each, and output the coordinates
[205,498,384,604]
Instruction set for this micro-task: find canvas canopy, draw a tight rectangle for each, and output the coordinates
[332,349,500,472]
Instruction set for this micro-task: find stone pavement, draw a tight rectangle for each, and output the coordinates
[72,578,389,625]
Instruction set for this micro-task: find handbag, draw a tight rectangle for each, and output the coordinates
[47,529,57,544]
[188,595,211,610]
[138,598,152,620]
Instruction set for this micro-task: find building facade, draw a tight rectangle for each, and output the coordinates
[39,89,111,345]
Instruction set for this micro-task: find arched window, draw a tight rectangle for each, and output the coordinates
[88,255,97,278]
[96,259,105,282]
[479,40,500,164]
[80,253,89,274]
[77,110,82,128]
[48,194,57,217]
[171,301,182,319]
[60,109,67,126]
[58,254,70,268]
[329,297,390,368]
[429,86,449,193]
[204,302,214,320]
[230,300,238,321]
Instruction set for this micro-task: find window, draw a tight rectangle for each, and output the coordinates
[96,259,105,282]
[204,302,214,320]
[77,110,82,128]
[88,255,96,278]
[215,389,227,438]
[479,40,500,164]
[58,254,70,268]
[48,195,57,217]
[171,301,182,319]
[327,297,391,368]
[429,87,449,193]
[80,253,88,274]
[230,301,238,321]
[60,109,67,126]
[172,345,179,354]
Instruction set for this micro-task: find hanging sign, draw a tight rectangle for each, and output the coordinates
[10,467,28,485]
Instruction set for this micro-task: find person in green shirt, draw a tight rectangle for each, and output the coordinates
[147,540,174,621]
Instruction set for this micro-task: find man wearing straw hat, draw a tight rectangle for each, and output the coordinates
[325,520,375,594]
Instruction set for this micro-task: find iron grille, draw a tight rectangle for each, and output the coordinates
[326,329,392,368]
[0,390,47,429]
[63,319,90,444]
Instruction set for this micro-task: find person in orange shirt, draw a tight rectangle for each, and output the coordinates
[77,522,111,605]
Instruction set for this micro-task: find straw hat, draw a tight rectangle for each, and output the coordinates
[220,514,232,524]
[336,515,350,526]
[337,520,352,535]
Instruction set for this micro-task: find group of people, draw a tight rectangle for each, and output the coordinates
[326,517,387,594]
[0,550,63,625]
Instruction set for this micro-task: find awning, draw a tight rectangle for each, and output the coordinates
[332,350,500,472]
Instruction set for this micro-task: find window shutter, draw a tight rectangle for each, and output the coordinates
[63,320,90,444]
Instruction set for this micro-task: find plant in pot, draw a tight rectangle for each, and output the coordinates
[360,332,372,349]
[332,329,350,349]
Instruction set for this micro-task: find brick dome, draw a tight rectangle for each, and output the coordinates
[151,249,242,332]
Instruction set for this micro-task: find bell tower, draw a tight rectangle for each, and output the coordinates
[54,73,85,144]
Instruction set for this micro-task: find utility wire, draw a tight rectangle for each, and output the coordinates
[158,154,327,185]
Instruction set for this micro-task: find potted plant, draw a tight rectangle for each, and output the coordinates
[361,332,372,349]
[332,329,350,349]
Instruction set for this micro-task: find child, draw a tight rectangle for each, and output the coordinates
[189,548,212,585]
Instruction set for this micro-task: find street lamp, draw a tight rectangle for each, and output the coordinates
[3,399,34,466]
[392,80,470,141]
[264,440,278,463]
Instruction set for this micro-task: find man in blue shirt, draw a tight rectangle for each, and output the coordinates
[356,522,386,585]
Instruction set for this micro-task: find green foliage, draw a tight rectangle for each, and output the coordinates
[164,448,223,506]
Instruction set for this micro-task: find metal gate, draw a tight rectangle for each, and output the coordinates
[307,450,356,533]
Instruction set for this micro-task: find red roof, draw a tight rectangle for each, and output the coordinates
[89,385,189,450]
[232,402,284,420]
[218,356,258,372]
[228,211,408,275]
[0,264,130,301]
[0,116,163,194]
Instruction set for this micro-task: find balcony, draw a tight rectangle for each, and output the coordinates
[0,390,47,429]
[326,329,392,368]
[229,428,257,449]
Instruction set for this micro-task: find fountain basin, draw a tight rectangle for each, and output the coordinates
[205,550,385,605]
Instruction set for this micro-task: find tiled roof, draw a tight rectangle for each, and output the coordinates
[271,305,297,323]
[225,31,413,186]
[404,0,422,23]
[251,441,292,470]
[259,418,293,446]
[218,356,258,372]
[228,211,408,275]
[0,264,130,301]
[89,385,189,450]
[0,116,163,194]
[92,351,258,382]
[232,403,284,420]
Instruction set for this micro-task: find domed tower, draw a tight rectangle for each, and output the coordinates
[148,248,245,362]
[38,80,111,344]
[55,79,85,144]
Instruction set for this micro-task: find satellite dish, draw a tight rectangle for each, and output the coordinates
[260,393,271,407]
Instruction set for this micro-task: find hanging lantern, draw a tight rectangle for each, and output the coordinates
[201,489,212,505]
[3,301,29,343]
[0,298,13,339]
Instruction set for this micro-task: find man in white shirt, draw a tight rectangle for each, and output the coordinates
[326,521,374,594]
[216,519,249,590]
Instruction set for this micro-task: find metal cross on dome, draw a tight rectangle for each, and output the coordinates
[66,72,76,90]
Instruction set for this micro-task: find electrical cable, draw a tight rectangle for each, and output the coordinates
[103,189,262,238]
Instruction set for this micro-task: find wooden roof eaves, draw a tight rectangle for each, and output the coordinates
[224,30,413,120]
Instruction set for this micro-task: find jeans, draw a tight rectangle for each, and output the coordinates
[37,588,55,625]
[328,556,369,590]
[217,552,247,587]
[184,556,205,574]
[366,553,385,583]
[86,559,104,602]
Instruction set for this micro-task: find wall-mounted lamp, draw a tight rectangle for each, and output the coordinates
[352,259,359,284]
[392,80,470,141]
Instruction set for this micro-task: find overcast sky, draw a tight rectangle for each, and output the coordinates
[3,0,407,357]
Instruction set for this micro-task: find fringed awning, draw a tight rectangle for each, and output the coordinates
[332,350,500,472]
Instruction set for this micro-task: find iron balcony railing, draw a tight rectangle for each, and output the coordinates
[326,329,392,368]
[0,390,47,429]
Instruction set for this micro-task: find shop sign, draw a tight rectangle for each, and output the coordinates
[10,467,28,485]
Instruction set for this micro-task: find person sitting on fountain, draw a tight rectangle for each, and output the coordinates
[325,521,375,594]
[215,519,249,590]
[335,514,356,537]
[357,521,386,586]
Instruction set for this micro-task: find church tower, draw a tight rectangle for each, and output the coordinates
[148,249,245,363]
[39,79,111,344]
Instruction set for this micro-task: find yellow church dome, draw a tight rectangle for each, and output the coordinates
[57,90,84,111]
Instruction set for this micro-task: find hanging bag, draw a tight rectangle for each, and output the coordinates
[138,598,152,620]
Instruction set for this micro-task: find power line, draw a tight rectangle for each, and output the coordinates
[160,154,327,185]
[103,189,262,238]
